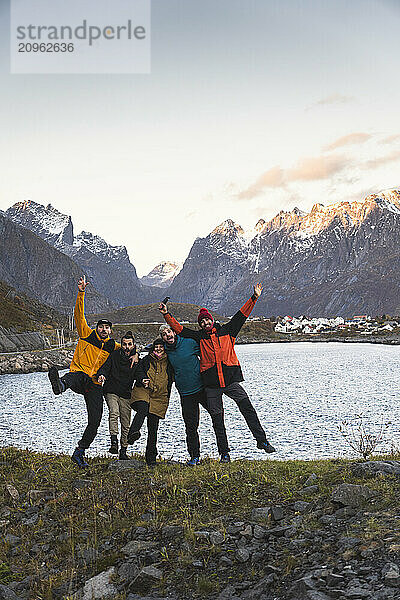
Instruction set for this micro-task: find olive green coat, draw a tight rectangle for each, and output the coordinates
[131,353,173,418]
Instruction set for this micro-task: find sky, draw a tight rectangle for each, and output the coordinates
[0,0,400,276]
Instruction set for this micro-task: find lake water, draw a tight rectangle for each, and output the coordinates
[1,343,399,462]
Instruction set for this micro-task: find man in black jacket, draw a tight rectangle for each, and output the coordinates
[96,331,139,459]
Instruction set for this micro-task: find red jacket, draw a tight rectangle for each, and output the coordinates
[164,296,257,389]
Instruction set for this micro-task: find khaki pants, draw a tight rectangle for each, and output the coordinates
[105,393,132,448]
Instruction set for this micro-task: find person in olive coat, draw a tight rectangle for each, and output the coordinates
[127,338,174,466]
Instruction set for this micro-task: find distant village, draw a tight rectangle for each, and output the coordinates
[248,314,400,336]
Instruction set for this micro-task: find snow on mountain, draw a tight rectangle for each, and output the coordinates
[140,261,182,288]
[6,200,74,247]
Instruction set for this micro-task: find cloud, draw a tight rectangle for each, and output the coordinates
[287,155,348,182]
[381,134,400,145]
[307,94,355,110]
[236,155,349,200]
[364,150,400,169]
[325,132,372,151]
[237,166,285,200]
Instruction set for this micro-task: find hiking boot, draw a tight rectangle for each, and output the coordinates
[108,435,118,454]
[187,456,200,466]
[48,366,63,395]
[71,447,88,468]
[220,453,231,463]
[127,430,141,445]
[119,447,129,460]
[258,441,276,454]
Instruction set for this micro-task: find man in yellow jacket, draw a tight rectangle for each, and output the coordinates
[48,277,119,467]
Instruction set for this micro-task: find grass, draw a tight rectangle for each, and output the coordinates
[1,447,400,599]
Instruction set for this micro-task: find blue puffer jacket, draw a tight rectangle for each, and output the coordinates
[164,335,202,396]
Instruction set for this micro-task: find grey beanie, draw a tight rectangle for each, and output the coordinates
[159,323,171,335]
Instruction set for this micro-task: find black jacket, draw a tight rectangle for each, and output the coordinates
[96,349,140,399]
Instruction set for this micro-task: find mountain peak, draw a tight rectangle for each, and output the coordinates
[211,219,244,236]
[141,261,182,288]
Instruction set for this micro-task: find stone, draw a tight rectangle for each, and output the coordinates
[382,562,400,586]
[293,500,312,513]
[138,566,162,581]
[300,485,319,495]
[5,484,19,501]
[251,507,270,520]
[351,461,400,477]
[253,525,266,539]
[72,479,93,489]
[269,506,285,521]
[210,531,225,545]
[28,489,55,502]
[344,586,372,598]
[227,521,245,533]
[108,459,144,472]
[0,584,21,600]
[80,567,117,600]
[307,592,332,600]
[121,540,158,556]
[218,585,241,600]
[241,525,253,538]
[304,473,318,485]
[194,530,210,541]
[118,561,139,582]
[326,573,346,587]
[219,556,233,567]
[161,525,183,538]
[331,484,376,507]
[192,560,203,568]
[235,548,250,563]
[4,534,21,547]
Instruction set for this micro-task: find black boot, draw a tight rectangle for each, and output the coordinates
[109,435,118,454]
[119,446,129,460]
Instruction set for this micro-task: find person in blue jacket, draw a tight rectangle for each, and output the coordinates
[159,323,230,465]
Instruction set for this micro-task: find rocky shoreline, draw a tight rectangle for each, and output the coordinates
[0,348,73,375]
[0,334,399,376]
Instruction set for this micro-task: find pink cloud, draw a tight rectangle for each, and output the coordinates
[325,132,372,151]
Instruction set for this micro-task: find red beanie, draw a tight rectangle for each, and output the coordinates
[198,308,214,326]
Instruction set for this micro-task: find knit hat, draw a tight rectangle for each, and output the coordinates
[96,318,112,328]
[198,308,214,326]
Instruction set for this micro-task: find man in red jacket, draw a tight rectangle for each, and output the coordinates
[159,283,275,462]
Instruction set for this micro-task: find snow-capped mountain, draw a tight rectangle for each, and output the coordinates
[5,200,158,307]
[167,188,400,316]
[140,261,182,288]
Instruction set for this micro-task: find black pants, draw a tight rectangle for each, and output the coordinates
[130,401,160,465]
[205,382,267,446]
[180,389,230,457]
[61,371,103,450]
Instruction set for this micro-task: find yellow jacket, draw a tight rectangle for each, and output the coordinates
[70,291,120,384]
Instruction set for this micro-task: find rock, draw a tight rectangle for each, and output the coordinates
[227,521,245,533]
[326,573,346,587]
[0,584,21,600]
[307,592,332,600]
[291,575,317,595]
[108,459,144,471]
[4,534,21,547]
[192,560,203,568]
[80,567,117,600]
[5,484,19,501]
[218,585,241,600]
[304,473,318,486]
[72,479,93,489]
[118,561,139,582]
[300,485,319,495]
[210,531,225,545]
[335,507,357,518]
[219,556,233,567]
[137,566,162,581]
[339,536,361,549]
[382,562,400,586]
[253,525,266,539]
[22,514,39,526]
[331,484,376,507]
[121,540,158,556]
[344,586,372,598]
[161,525,183,538]
[251,507,270,520]
[269,506,285,521]
[28,489,55,502]
[351,461,400,477]
[241,525,253,538]
[235,548,250,563]
[194,530,210,541]
[293,500,312,513]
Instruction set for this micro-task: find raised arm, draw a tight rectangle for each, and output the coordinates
[74,277,93,339]
[158,302,201,341]
[224,283,262,338]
